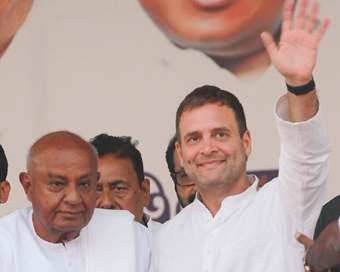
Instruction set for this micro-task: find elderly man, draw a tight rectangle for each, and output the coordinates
[151,1,331,271]
[0,144,10,204]
[0,131,152,272]
[90,133,161,235]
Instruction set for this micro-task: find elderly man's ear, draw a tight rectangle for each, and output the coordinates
[0,181,11,204]
[19,172,32,202]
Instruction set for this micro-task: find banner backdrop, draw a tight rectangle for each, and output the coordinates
[0,0,339,221]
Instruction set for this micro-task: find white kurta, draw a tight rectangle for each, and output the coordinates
[144,213,162,236]
[150,94,331,272]
[0,207,153,272]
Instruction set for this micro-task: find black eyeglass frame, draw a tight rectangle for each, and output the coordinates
[170,170,195,187]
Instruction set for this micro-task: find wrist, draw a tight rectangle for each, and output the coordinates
[303,249,312,272]
[286,77,315,96]
[285,75,313,87]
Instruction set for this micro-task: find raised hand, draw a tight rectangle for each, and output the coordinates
[261,0,330,86]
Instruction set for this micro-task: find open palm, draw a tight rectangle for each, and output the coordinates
[261,0,330,85]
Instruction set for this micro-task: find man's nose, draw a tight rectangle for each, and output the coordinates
[200,138,217,155]
[99,188,117,209]
[64,185,82,205]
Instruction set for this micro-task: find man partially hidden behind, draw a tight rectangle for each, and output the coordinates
[166,135,197,208]
[0,131,152,272]
[295,218,340,272]
[0,144,10,204]
[150,1,331,271]
[294,195,340,272]
[90,134,162,235]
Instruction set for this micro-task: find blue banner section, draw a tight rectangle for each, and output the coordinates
[145,172,171,223]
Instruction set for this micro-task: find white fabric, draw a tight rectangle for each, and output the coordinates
[144,213,162,236]
[83,209,153,272]
[150,94,331,272]
[0,207,153,272]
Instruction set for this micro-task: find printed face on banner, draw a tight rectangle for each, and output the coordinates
[139,0,285,78]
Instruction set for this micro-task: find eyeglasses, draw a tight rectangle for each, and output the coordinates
[171,170,194,187]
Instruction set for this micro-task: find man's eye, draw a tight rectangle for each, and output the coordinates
[178,172,187,179]
[49,181,64,190]
[114,187,126,192]
[217,133,226,137]
[80,181,91,188]
[96,186,103,192]
[112,186,127,195]
[188,136,199,143]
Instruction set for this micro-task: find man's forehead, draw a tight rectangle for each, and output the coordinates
[98,156,138,181]
[30,145,97,173]
[34,145,92,161]
[97,179,130,187]
[181,105,235,128]
[181,103,232,116]
[99,155,134,169]
[31,131,95,157]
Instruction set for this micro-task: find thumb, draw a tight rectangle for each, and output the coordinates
[295,232,315,250]
[260,31,278,60]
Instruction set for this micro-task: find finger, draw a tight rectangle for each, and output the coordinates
[314,17,331,43]
[295,232,315,250]
[305,1,318,34]
[261,31,278,60]
[281,0,295,32]
[295,0,309,30]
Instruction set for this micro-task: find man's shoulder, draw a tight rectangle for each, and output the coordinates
[318,194,340,225]
[322,195,340,214]
[0,207,33,260]
[0,206,32,230]
[157,203,195,236]
[255,177,279,197]
[133,220,154,249]
[146,216,162,236]
[315,195,340,238]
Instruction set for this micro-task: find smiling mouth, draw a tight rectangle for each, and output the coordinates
[198,160,225,167]
[191,0,234,10]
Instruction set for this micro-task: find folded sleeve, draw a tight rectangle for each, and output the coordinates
[269,94,331,242]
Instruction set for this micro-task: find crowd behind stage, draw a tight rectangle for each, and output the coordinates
[0,0,340,272]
